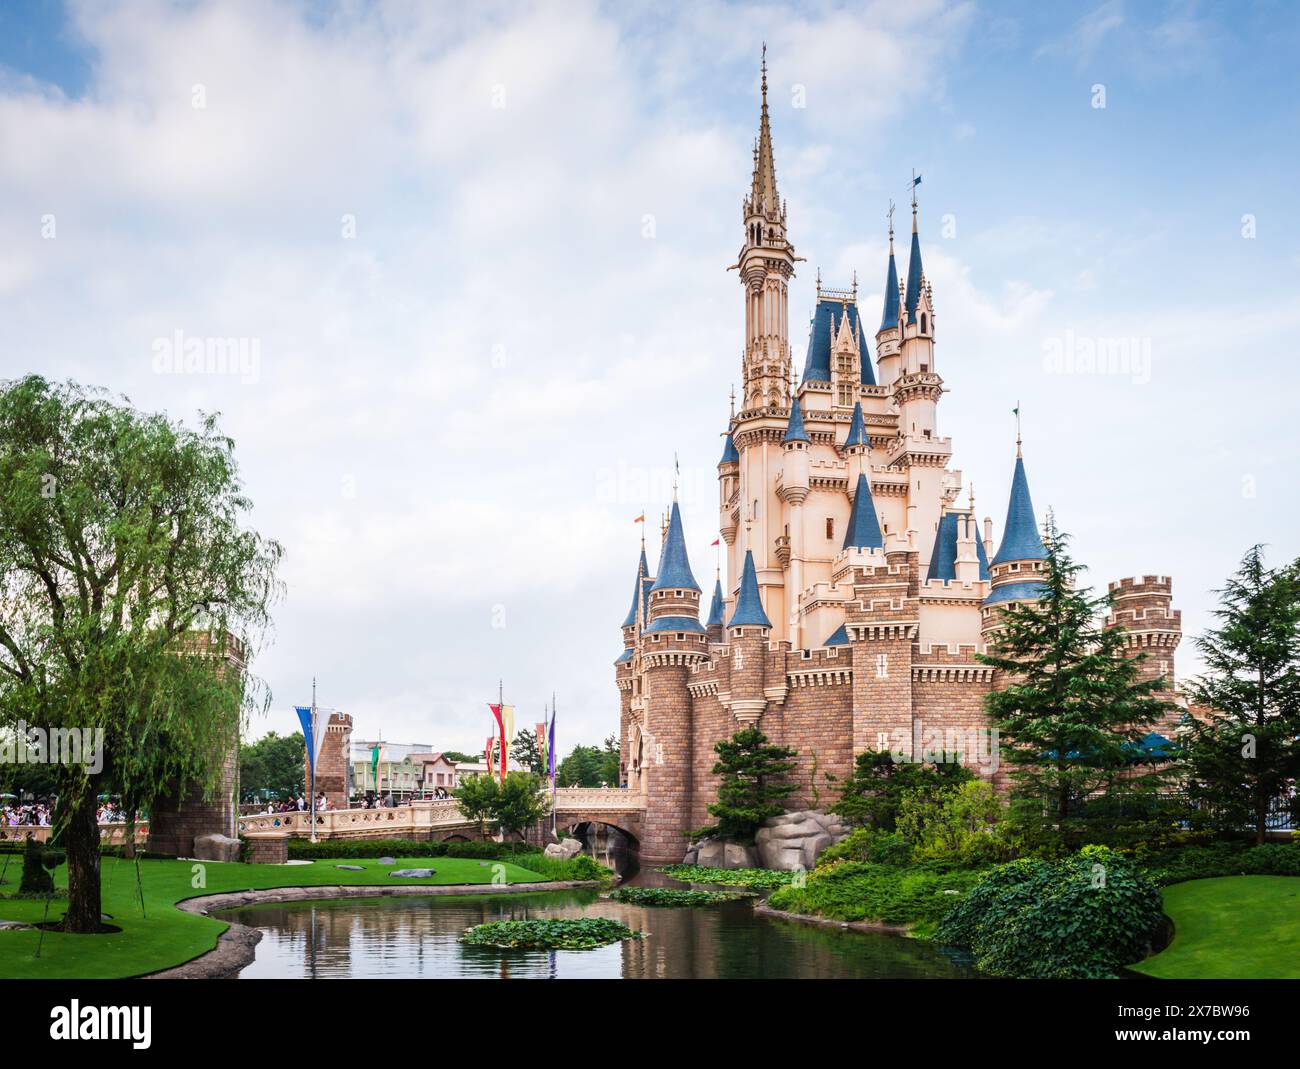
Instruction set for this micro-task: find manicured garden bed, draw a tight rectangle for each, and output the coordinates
[1131,875,1300,979]
[0,854,586,979]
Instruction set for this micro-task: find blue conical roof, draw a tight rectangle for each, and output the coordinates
[650,501,700,593]
[880,241,900,330]
[904,220,924,326]
[843,473,884,550]
[783,394,810,443]
[719,432,739,465]
[620,547,653,628]
[727,550,771,628]
[801,300,876,386]
[706,577,725,627]
[823,623,849,646]
[991,455,1046,565]
[926,512,991,582]
[843,401,869,449]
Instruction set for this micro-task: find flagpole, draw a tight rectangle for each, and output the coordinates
[309,677,317,844]
[550,693,557,840]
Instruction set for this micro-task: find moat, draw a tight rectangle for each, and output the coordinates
[218,866,977,980]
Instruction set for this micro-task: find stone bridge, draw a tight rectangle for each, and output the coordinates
[236,788,645,846]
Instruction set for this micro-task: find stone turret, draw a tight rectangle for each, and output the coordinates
[726,549,773,725]
[1105,575,1184,734]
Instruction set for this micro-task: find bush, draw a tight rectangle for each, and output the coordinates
[1137,841,1300,886]
[898,781,1009,865]
[510,852,612,883]
[935,846,1165,978]
[816,828,914,867]
[768,860,985,931]
[19,838,58,895]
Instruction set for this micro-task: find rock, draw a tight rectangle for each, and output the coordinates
[723,843,758,869]
[543,843,566,859]
[557,838,583,858]
[768,819,822,841]
[0,920,34,931]
[193,833,242,863]
[335,864,365,871]
[378,856,396,865]
[388,869,436,878]
[682,845,699,865]
[695,840,726,868]
[802,833,833,869]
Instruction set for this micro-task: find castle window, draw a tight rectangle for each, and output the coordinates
[825,517,834,539]
[921,314,928,333]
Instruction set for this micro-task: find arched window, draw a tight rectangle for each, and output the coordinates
[921,313,928,333]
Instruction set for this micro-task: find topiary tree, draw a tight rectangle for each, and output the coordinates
[692,726,797,845]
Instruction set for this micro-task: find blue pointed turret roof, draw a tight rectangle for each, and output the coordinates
[783,394,810,444]
[620,547,654,629]
[843,401,869,449]
[926,512,991,582]
[904,214,924,326]
[843,473,884,550]
[991,454,1046,565]
[650,501,700,593]
[719,432,739,465]
[706,577,725,628]
[823,623,849,646]
[727,549,771,628]
[801,299,877,386]
[880,238,900,330]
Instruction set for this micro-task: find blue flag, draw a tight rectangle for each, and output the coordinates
[295,706,315,772]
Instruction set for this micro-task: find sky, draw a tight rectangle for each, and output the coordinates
[1,0,1298,757]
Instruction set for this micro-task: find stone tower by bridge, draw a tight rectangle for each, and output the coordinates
[614,56,1187,865]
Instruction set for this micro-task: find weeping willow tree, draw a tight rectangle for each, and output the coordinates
[0,376,282,932]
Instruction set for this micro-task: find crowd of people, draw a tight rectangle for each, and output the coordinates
[3,802,52,827]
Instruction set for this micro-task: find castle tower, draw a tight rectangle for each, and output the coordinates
[875,217,903,387]
[314,711,354,808]
[615,543,653,787]
[727,548,774,725]
[779,393,810,645]
[981,441,1049,650]
[639,500,709,862]
[1104,575,1184,735]
[705,573,727,644]
[739,48,796,413]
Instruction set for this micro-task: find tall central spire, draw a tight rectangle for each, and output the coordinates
[751,42,779,216]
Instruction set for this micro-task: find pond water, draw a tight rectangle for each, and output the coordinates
[219,867,976,980]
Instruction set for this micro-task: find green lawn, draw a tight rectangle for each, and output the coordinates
[1132,876,1300,979]
[0,854,550,979]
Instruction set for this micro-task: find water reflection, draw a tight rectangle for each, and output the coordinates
[221,889,976,979]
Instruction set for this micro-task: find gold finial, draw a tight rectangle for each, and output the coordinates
[761,42,767,99]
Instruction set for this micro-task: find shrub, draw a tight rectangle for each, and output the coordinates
[19,838,57,895]
[936,846,1165,978]
[1137,841,1300,886]
[816,828,914,867]
[462,917,641,950]
[899,780,1009,865]
[768,860,985,931]
[511,851,612,883]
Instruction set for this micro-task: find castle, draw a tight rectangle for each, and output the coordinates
[614,58,1186,864]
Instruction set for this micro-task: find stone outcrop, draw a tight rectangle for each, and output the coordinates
[680,838,758,869]
[544,838,584,860]
[755,810,849,871]
[193,833,242,863]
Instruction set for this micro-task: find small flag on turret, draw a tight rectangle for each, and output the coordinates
[711,539,720,546]
[633,514,645,523]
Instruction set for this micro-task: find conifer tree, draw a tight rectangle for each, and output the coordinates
[693,726,797,844]
[1183,546,1300,844]
[976,522,1175,831]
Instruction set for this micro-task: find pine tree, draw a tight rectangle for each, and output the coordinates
[976,523,1175,833]
[1184,546,1300,844]
[693,726,797,844]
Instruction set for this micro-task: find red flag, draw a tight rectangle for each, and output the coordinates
[711,539,720,546]
[633,514,645,523]
[485,736,494,771]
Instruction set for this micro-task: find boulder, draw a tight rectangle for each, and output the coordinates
[543,843,567,859]
[557,838,583,858]
[724,843,758,869]
[801,833,833,869]
[193,833,242,863]
[682,845,699,865]
[0,920,34,931]
[694,840,726,868]
[389,869,436,878]
[334,864,365,871]
[378,856,396,865]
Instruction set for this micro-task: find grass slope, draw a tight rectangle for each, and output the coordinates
[0,855,548,979]
[1132,876,1300,979]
